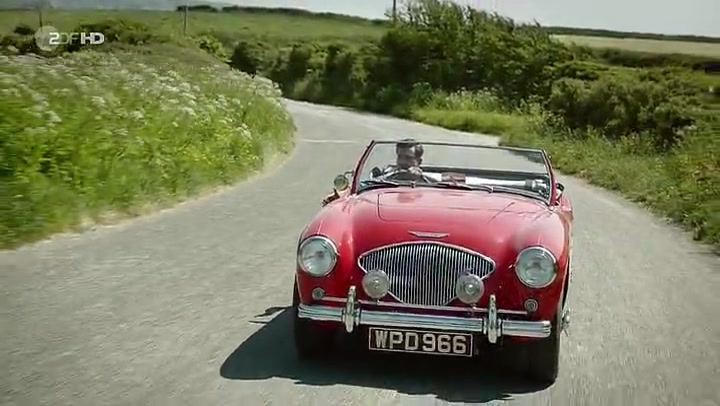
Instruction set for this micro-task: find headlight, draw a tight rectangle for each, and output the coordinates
[455,273,484,304]
[297,236,338,277]
[514,246,557,288]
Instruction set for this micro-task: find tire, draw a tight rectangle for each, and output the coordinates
[292,282,334,360]
[522,297,563,384]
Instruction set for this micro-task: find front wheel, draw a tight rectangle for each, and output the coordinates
[292,282,334,360]
[521,299,562,384]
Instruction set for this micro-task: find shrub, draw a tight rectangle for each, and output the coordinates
[195,34,228,61]
[230,41,265,74]
[0,33,38,54]
[546,74,698,151]
[13,23,35,36]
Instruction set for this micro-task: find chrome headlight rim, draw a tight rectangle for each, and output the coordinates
[514,246,558,288]
[362,269,390,300]
[297,235,338,277]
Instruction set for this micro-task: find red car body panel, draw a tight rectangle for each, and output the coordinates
[296,181,574,340]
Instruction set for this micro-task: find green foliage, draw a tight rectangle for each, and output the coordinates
[1,5,718,247]
[0,32,38,53]
[0,46,294,248]
[546,74,697,151]
[13,23,34,36]
[72,19,164,47]
[590,47,720,69]
[500,118,719,245]
[215,0,717,247]
[229,40,265,74]
[194,34,228,61]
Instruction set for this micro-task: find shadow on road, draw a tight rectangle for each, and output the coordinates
[220,307,550,403]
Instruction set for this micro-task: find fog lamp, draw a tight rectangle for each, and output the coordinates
[455,274,484,305]
[524,298,539,312]
[311,287,325,300]
[362,270,390,300]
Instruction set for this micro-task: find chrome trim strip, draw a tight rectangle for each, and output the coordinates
[408,231,450,239]
[300,289,551,342]
[320,296,528,315]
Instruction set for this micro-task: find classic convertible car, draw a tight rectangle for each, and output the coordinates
[292,140,573,384]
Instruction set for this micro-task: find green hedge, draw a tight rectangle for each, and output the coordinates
[0,22,294,248]
[220,0,719,246]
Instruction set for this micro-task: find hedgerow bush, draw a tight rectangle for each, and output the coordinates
[220,0,718,246]
[0,50,294,248]
[244,0,702,149]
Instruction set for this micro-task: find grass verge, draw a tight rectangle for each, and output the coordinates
[408,99,719,248]
[0,47,295,249]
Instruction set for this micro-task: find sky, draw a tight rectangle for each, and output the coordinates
[227,0,719,37]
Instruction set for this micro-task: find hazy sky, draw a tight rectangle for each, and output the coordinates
[229,0,718,37]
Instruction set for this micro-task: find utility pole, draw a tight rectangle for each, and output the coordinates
[392,0,397,23]
[37,0,44,27]
[183,1,188,37]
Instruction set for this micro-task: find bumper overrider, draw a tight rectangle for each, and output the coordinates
[297,286,552,344]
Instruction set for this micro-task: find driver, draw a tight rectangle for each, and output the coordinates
[321,138,424,206]
[381,138,424,177]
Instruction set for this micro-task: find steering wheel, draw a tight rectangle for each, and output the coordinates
[384,169,433,183]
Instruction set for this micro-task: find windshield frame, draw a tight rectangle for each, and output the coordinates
[349,139,557,206]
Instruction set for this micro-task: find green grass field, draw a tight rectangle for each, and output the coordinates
[2,9,719,57]
[0,9,386,45]
[555,35,720,58]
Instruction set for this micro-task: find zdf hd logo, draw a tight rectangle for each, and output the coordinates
[34,25,105,52]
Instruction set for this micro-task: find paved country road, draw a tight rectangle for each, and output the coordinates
[2,100,719,406]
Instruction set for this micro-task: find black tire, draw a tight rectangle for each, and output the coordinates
[292,282,334,360]
[522,297,563,384]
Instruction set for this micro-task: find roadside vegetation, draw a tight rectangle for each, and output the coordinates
[1,1,718,248]
[0,23,294,249]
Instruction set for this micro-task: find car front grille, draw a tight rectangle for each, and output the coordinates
[357,242,496,306]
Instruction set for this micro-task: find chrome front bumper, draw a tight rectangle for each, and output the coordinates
[297,286,552,344]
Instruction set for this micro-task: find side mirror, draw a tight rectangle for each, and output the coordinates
[556,182,565,200]
[333,172,351,191]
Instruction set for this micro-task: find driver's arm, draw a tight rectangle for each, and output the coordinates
[322,188,350,206]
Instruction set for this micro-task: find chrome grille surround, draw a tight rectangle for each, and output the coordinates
[357,241,496,307]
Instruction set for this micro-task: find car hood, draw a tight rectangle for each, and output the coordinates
[347,188,554,261]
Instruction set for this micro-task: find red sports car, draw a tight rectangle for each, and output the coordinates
[292,139,573,384]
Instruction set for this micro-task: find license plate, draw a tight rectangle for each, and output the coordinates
[367,327,473,357]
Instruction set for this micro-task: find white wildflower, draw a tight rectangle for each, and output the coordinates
[52,88,73,96]
[1,88,19,97]
[90,96,106,108]
[178,106,196,116]
[46,110,62,124]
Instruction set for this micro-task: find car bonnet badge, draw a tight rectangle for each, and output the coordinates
[408,231,449,238]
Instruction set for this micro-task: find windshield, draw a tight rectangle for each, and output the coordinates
[354,141,553,203]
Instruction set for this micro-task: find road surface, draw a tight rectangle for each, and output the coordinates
[2,100,719,406]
